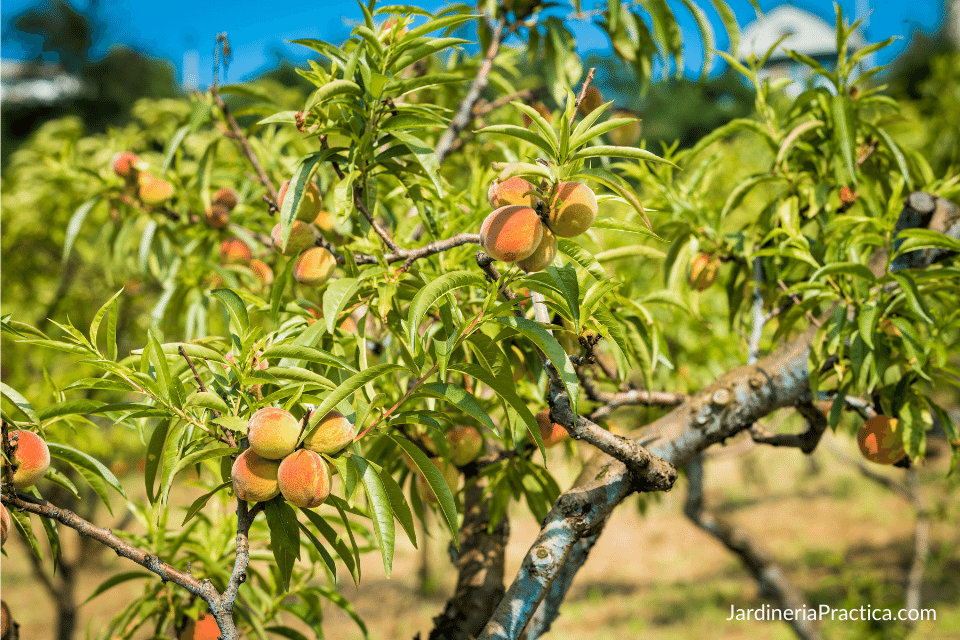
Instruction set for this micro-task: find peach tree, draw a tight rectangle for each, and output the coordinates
[2,2,959,640]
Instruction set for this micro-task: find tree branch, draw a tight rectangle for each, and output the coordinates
[211,87,278,203]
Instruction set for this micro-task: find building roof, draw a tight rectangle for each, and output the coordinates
[739,5,864,61]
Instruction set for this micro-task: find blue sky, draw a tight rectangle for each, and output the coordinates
[0,0,947,85]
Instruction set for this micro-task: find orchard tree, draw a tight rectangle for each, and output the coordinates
[2,2,959,640]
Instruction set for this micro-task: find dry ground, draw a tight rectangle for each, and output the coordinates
[2,429,958,640]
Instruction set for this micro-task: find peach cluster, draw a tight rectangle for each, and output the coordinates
[231,407,355,508]
[480,164,598,272]
[111,151,173,206]
[272,179,338,288]
[205,188,239,229]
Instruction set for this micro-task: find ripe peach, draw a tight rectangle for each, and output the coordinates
[271,221,316,256]
[6,430,50,489]
[111,151,142,178]
[1,504,10,547]
[857,415,907,465]
[1,600,9,640]
[278,449,332,508]
[293,247,336,287]
[689,253,720,291]
[446,425,483,466]
[479,205,543,263]
[535,410,568,448]
[137,173,174,205]
[303,410,355,455]
[212,188,239,210]
[277,180,323,223]
[205,203,230,228]
[249,259,274,288]
[219,239,251,265]
[546,182,597,237]
[179,612,221,640]
[488,165,540,208]
[516,225,557,272]
[231,449,281,502]
[247,407,301,460]
[522,102,552,128]
[314,209,335,233]
[416,457,459,505]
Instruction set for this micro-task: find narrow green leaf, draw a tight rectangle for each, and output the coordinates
[407,270,485,348]
[350,456,396,576]
[264,499,301,591]
[388,435,458,545]
[323,278,361,335]
[496,316,579,417]
[62,198,99,266]
[212,289,249,336]
[421,383,497,431]
[182,481,232,525]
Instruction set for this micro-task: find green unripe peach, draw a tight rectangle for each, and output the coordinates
[547,182,597,237]
[137,173,174,205]
[246,407,301,460]
[607,111,642,146]
[219,239,251,265]
[535,410,568,448]
[446,425,483,466]
[231,449,281,502]
[416,457,459,505]
[5,430,50,489]
[293,247,336,287]
[857,415,907,465]
[516,225,557,272]
[278,449,332,508]
[277,180,324,223]
[479,205,543,263]
[303,410,355,455]
[271,221,316,256]
[689,253,720,291]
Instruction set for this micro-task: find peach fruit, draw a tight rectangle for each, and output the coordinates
[517,225,557,272]
[1,504,9,547]
[535,410,568,448]
[416,457,459,505]
[303,410,355,455]
[689,253,720,291]
[231,449,281,502]
[247,407,301,460]
[522,102,552,128]
[314,209,335,233]
[271,221,316,256]
[1,600,9,640]
[446,425,483,466]
[179,612,221,640]
[137,173,174,205]
[249,259,274,288]
[111,151,142,178]
[480,205,543,263]
[205,188,239,228]
[378,17,408,44]
[488,164,540,208]
[608,111,642,147]
[546,182,597,237]
[278,449,332,508]
[6,430,50,489]
[293,247,337,286]
[219,239,251,265]
[277,180,324,223]
[577,85,603,116]
[857,415,907,465]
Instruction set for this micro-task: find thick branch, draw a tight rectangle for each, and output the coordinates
[749,400,827,454]
[435,17,507,164]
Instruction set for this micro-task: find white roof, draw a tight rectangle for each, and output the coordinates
[739,5,864,60]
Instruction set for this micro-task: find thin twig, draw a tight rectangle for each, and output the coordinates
[570,68,597,129]
[211,87,278,203]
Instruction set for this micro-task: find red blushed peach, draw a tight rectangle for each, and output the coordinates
[857,415,907,465]
[246,407,301,460]
[479,205,543,263]
[212,188,239,210]
[293,247,336,287]
[277,180,323,223]
[231,449,281,502]
[278,449,332,508]
[303,410,355,455]
[6,430,50,489]
[516,225,557,273]
[1,504,10,547]
[179,612,222,640]
[249,260,274,288]
[137,172,174,205]
[446,425,483,466]
[219,239,251,265]
[688,253,719,291]
[546,182,597,237]
[271,221,316,256]
[534,410,568,448]
[111,151,142,178]
[416,457,459,505]
[1,600,10,640]
[488,164,540,208]
[205,203,230,228]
